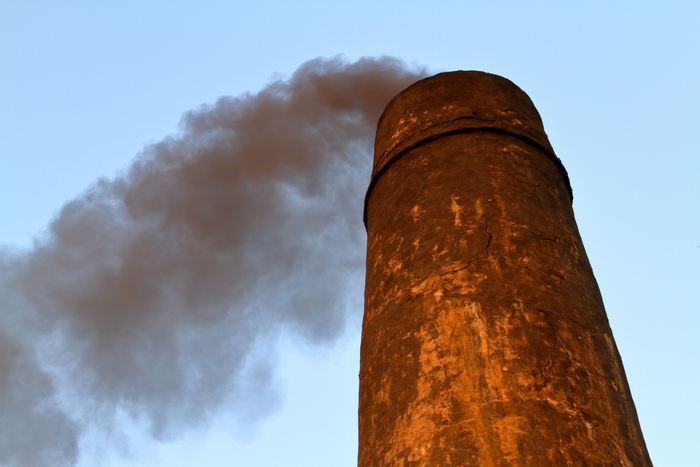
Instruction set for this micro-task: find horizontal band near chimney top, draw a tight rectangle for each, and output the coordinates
[364,71,573,227]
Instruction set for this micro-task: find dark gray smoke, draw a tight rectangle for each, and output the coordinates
[0,56,425,466]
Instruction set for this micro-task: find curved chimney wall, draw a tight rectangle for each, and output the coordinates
[359,71,651,466]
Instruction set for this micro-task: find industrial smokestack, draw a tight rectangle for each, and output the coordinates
[359,72,651,465]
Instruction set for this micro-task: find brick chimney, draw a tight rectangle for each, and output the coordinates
[359,71,651,466]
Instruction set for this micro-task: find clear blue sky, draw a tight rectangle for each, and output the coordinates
[1,1,698,466]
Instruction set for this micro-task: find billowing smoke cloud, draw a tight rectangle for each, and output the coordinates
[0,56,424,466]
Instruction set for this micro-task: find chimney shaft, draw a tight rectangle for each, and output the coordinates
[359,71,651,466]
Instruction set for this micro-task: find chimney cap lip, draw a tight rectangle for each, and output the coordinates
[365,70,572,227]
[373,70,553,177]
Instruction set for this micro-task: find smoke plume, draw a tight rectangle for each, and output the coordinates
[0,56,425,466]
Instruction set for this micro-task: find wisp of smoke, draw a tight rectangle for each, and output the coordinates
[0,56,424,466]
